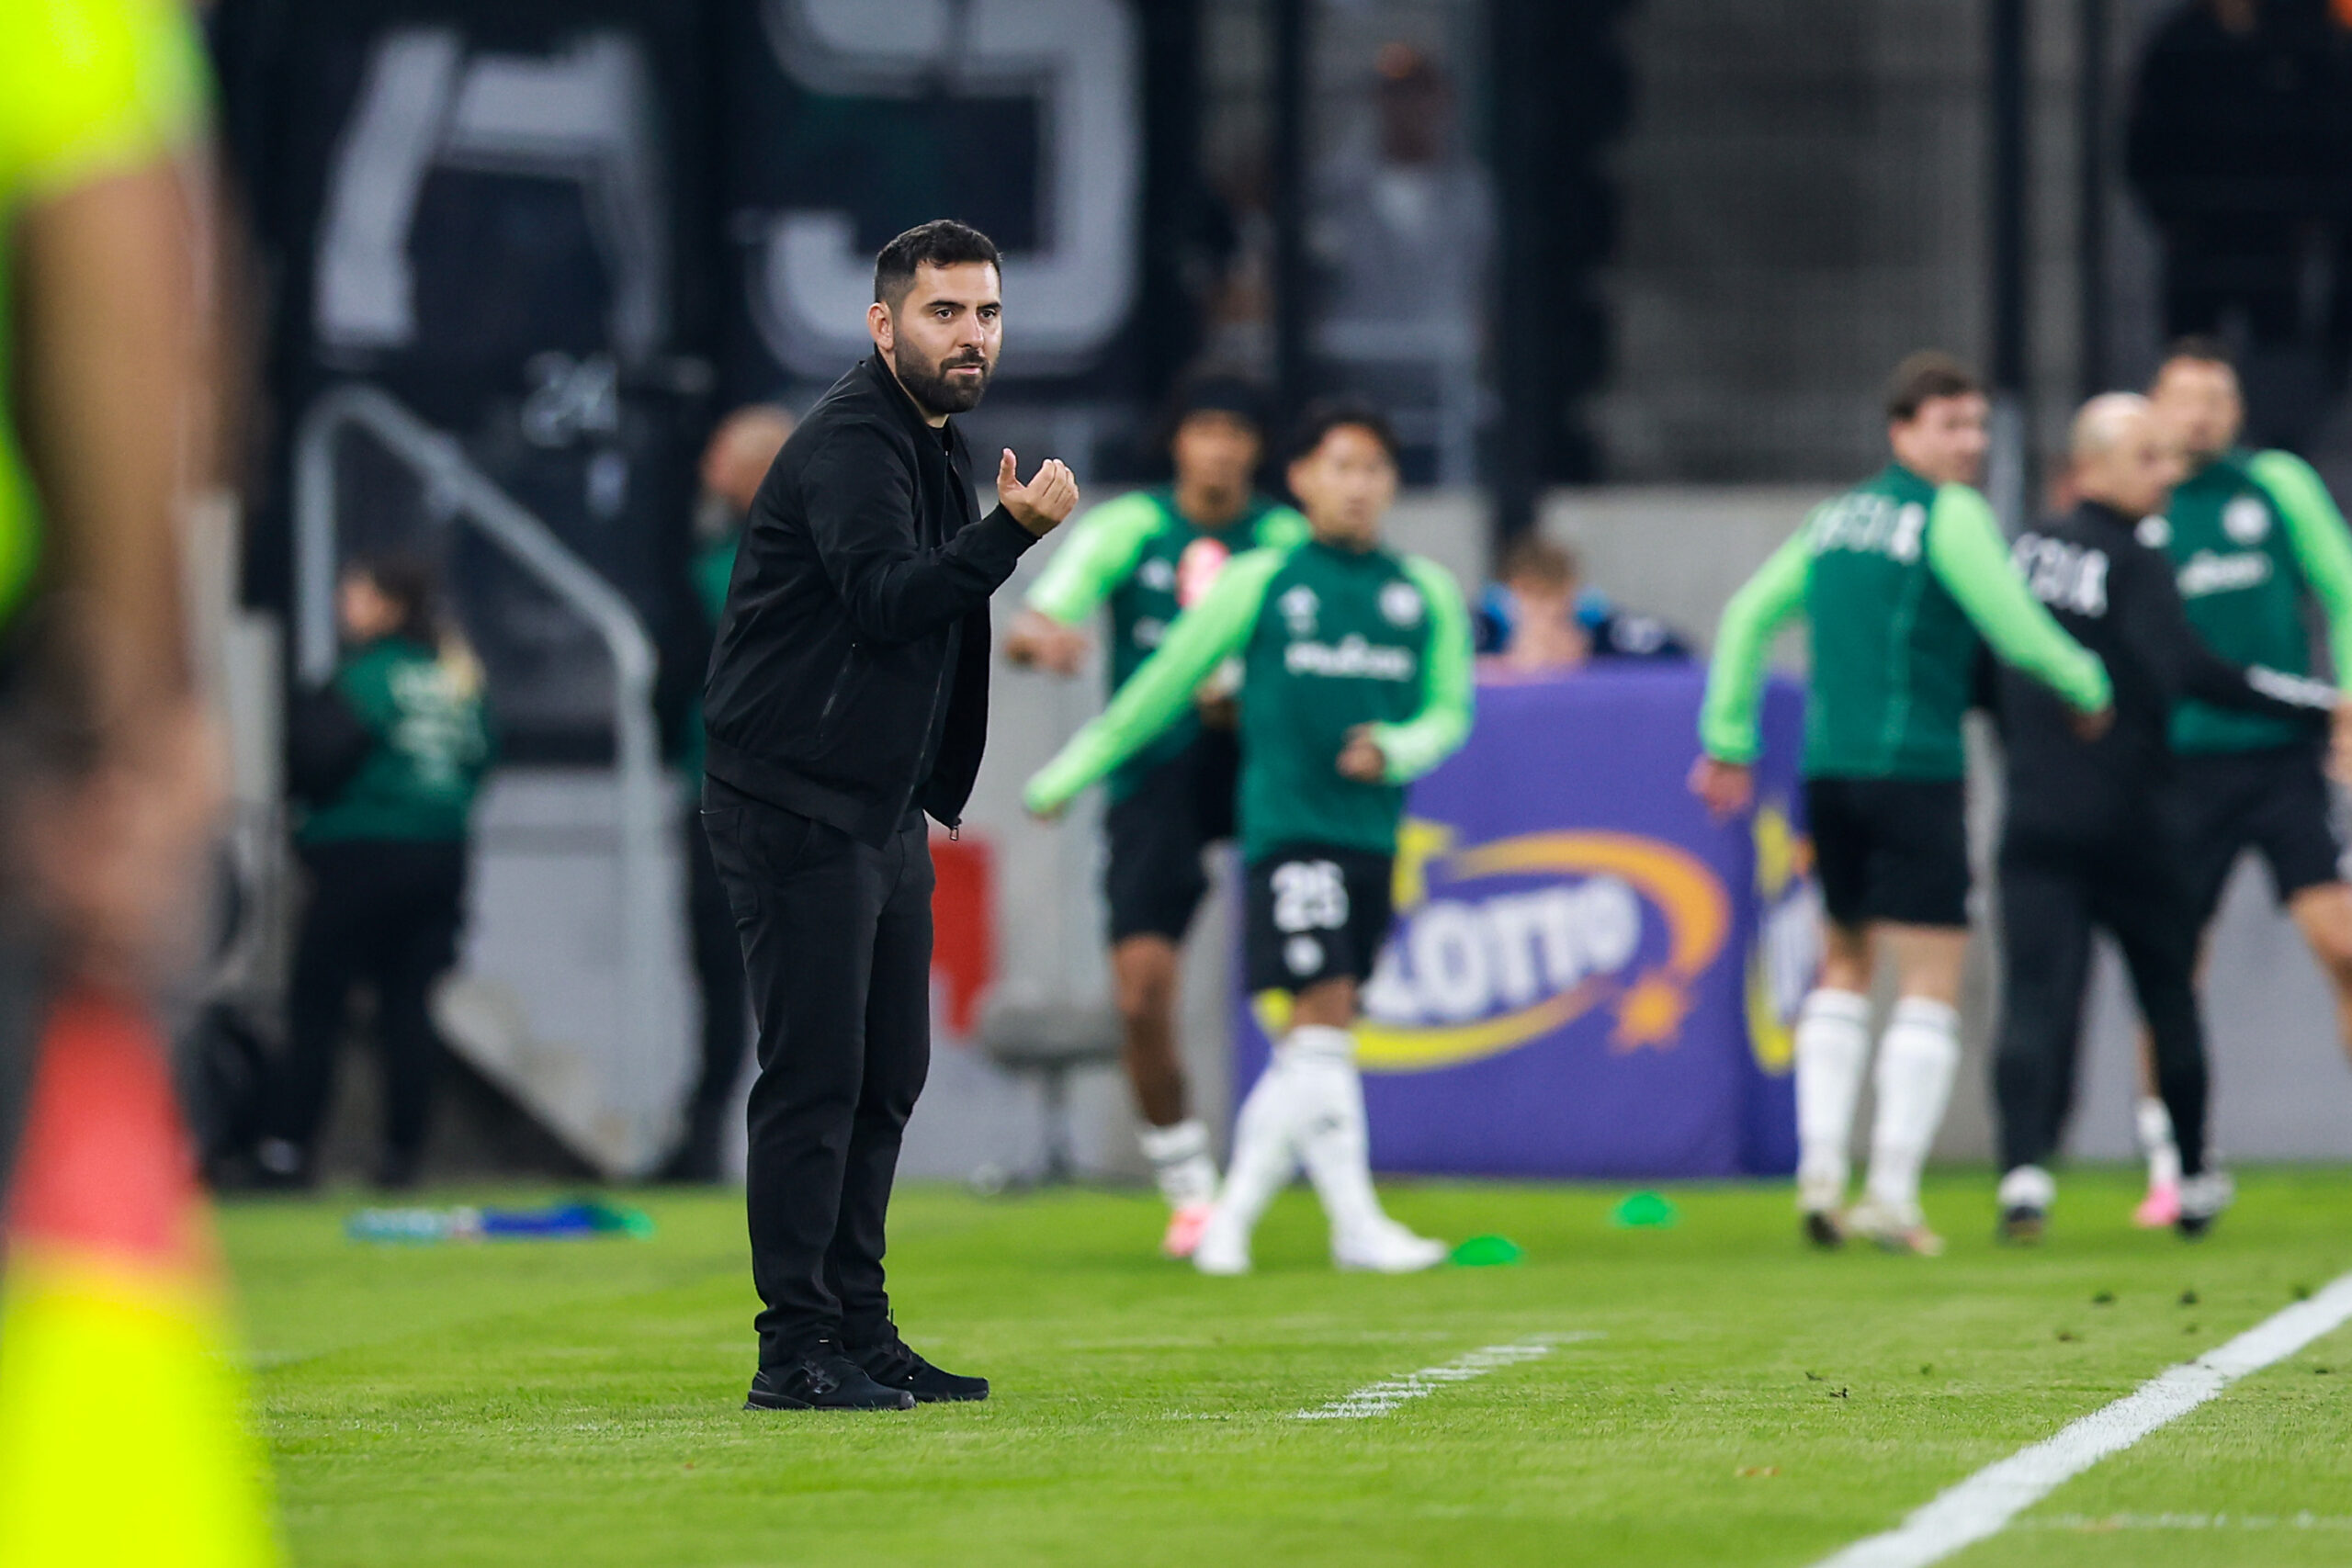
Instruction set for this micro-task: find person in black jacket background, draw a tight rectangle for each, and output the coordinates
[700,220,1076,1413]
[1991,393,2346,1242]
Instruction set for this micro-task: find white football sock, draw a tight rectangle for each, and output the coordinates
[2135,1095,2182,1190]
[1997,1164,2056,1211]
[1138,1118,1219,1210]
[1285,1025,1392,1245]
[1793,988,1871,1209]
[1865,997,1961,1214]
[1210,1053,1301,1241]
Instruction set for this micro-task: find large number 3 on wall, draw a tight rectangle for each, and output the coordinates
[752,0,1139,378]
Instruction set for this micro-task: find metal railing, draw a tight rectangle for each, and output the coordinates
[293,382,670,1166]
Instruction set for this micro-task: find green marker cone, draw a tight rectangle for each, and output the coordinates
[1610,1191,1679,1229]
[1450,1235,1524,1268]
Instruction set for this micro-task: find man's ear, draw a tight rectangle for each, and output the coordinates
[867,300,894,355]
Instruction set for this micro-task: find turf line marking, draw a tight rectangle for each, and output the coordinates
[1292,1333,1601,1421]
[1813,1269,2352,1568]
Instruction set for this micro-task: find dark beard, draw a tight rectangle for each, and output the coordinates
[895,352,993,416]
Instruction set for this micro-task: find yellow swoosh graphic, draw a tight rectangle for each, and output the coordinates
[1253,830,1735,1075]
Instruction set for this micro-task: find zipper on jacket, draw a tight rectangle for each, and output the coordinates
[815,643,858,729]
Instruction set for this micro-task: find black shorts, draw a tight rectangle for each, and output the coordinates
[1243,844,1396,994]
[2174,745,2347,922]
[1102,728,1240,943]
[1806,776,1972,930]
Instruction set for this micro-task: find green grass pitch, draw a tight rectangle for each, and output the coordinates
[224,1168,2352,1567]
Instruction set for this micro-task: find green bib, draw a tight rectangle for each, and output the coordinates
[1102,491,1304,795]
[300,637,492,845]
[1235,540,1439,860]
[1801,465,1982,780]
[2158,452,2312,754]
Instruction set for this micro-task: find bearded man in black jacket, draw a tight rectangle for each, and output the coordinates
[702,220,1077,1411]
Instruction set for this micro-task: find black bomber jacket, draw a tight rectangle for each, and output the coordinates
[702,353,1037,844]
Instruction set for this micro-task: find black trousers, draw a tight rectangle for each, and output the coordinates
[673,804,751,1168]
[268,839,466,1160]
[1994,825,2209,1179]
[701,780,933,1365]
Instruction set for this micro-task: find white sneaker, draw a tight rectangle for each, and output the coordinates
[1843,1196,1945,1257]
[2177,1170,2234,1238]
[1332,1218,1449,1273]
[1192,1208,1251,1276]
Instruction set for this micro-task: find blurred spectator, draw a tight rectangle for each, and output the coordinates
[258,558,492,1190]
[1312,42,1493,484]
[2127,0,2335,351]
[1476,536,1690,676]
[661,405,794,1183]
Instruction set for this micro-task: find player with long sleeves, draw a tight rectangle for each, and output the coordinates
[2126,339,2352,1225]
[1992,395,2342,1243]
[1026,402,1473,1275]
[1692,353,2114,1255]
[1004,374,1306,1257]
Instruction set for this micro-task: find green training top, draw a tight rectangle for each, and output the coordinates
[1026,536,1475,862]
[1700,465,2111,780]
[1024,487,1309,797]
[2154,448,2352,755]
[0,0,208,634]
[300,637,493,846]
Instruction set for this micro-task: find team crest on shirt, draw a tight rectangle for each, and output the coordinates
[1279,584,1320,636]
[2223,495,2271,545]
[2136,514,2172,549]
[1137,556,1177,592]
[1379,581,1426,627]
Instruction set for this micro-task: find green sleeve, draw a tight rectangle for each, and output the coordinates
[2253,449,2352,692]
[1260,505,1313,549]
[1023,491,1161,626]
[1925,484,2111,713]
[1369,556,1476,782]
[1023,547,1284,814]
[1697,525,1814,764]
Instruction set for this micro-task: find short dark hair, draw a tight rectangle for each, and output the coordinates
[2159,334,2235,374]
[873,220,1001,310]
[1288,398,1400,464]
[1163,366,1272,443]
[1885,351,1983,423]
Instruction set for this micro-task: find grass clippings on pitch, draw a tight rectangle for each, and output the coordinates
[222,1168,2352,1568]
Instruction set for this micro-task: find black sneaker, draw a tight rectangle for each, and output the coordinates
[1802,1210,1843,1249]
[848,1325,989,1404]
[745,1344,915,1412]
[1996,1205,2046,1245]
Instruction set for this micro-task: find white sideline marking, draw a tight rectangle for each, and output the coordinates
[1292,1333,1601,1421]
[2024,1512,2352,1533]
[1814,1270,2352,1568]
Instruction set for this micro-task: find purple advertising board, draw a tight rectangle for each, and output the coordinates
[1234,665,1815,1179]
